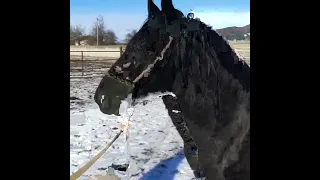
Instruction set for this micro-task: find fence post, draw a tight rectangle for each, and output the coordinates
[120,46,123,56]
[81,51,84,76]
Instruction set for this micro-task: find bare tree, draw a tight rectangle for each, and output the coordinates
[70,24,85,40]
[90,15,118,45]
[124,29,137,43]
[104,29,117,45]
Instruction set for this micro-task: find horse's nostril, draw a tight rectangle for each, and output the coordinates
[101,95,105,104]
[101,95,109,109]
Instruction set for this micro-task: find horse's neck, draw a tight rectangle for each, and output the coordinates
[208,31,250,91]
[170,31,250,179]
[172,35,250,127]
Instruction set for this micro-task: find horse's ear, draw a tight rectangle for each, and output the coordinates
[161,0,175,14]
[148,0,161,18]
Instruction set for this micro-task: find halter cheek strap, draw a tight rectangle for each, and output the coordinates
[133,36,174,83]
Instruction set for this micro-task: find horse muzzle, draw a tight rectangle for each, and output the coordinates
[94,74,134,115]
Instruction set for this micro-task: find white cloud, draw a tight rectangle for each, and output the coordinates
[70,9,250,41]
[192,10,250,29]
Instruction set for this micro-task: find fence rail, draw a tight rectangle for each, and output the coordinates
[70,47,124,76]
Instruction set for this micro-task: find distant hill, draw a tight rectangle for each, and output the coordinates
[216,24,250,40]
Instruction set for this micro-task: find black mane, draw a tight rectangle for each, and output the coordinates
[200,21,250,91]
[133,16,250,99]
[177,18,250,91]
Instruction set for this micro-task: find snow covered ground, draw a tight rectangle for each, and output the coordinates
[70,73,197,179]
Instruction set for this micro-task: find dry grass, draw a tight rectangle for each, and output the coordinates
[229,40,250,65]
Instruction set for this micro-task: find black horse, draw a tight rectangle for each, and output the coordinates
[95,0,250,179]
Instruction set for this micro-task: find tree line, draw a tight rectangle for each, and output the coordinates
[70,15,137,45]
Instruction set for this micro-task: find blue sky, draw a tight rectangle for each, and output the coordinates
[70,0,250,41]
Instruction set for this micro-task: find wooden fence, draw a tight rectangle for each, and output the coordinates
[70,47,124,77]
[70,44,250,78]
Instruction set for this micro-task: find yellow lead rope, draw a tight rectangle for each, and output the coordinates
[70,129,124,180]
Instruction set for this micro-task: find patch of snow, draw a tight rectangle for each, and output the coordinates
[70,76,196,179]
